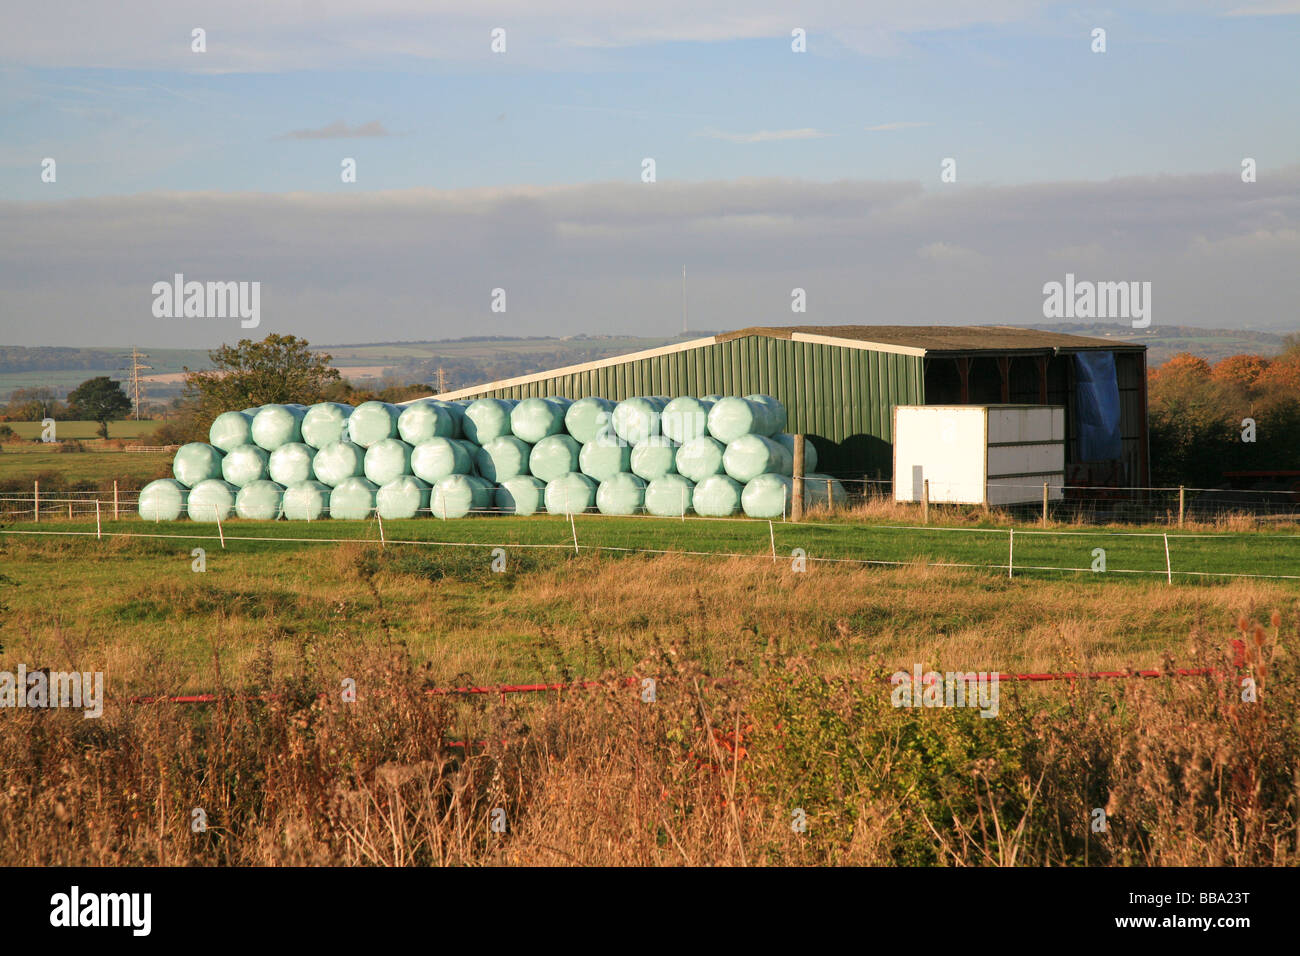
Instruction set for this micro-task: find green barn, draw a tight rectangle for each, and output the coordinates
[412,325,1149,488]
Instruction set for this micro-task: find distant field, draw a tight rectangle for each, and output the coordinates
[0,447,172,486]
[3,419,158,440]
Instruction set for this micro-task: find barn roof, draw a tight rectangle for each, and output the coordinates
[719,325,1144,355]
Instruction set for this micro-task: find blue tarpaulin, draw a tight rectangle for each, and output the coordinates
[1074,352,1122,461]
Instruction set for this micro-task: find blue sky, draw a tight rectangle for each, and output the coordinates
[1,2,1297,346]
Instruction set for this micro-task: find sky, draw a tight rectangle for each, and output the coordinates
[1,1,1297,347]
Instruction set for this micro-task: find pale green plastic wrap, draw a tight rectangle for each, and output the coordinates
[530,434,581,483]
[744,394,786,436]
[692,474,743,517]
[660,396,712,443]
[363,438,413,486]
[397,400,458,445]
[250,404,307,451]
[644,474,695,517]
[578,434,631,482]
[430,474,493,519]
[545,472,596,515]
[172,442,224,488]
[221,443,270,488]
[281,480,331,520]
[596,473,646,515]
[268,442,316,486]
[495,475,547,515]
[235,480,285,520]
[706,397,764,443]
[138,478,188,521]
[773,433,818,472]
[675,436,726,483]
[630,436,678,481]
[462,398,514,444]
[412,437,475,483]
[802,473,849,509]
[312,441,366,487]
[476,435,532,482]
[329,477,378,519]
[209,411,254,453]
[722,434,792,483]
[611,397,665,445]
[564,396,615,444]
[741,474,792,519]
[301,403,354,449]
[347,401,399,448]
[187,479,238,522]
[376,476,431,519]
[510,397,566,443]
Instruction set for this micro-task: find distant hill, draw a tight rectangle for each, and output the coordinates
[2,326,1292,401]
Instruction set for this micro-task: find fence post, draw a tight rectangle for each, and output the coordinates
[769,520,776,563]
[1163,532,1172,585]
[377,512,385,548]
[791,434,805,523]
[1041,482,1049,527]
[1008,529,1014,579]
[34,480,39,523]
[922,479,929,525]
[1178,486,1185,528]
[113,480,119,520]
[216,514,225,549]
[95,499,102,540]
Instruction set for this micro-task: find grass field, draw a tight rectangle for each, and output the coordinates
[0,448,172,486]
[2,419,158,440]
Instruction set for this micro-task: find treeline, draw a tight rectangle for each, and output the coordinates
[1148,337,1300,486]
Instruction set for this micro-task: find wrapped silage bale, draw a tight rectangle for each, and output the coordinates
[545,472,596,515]
[376,475,431,519]
[312,441,366,487]
[363,438,413,486]
[437,400,467,435]
[693,474,743,517]
[675,436,726,483]
[596,473,647,515]
[209,410,254,452]
[397,400,458,445]
[412,436,476,484]
[221,444,270,488]
[706,397,765,443]
[564,396,615,444]
[430,474,493,519]
[330,477,378,519]
[173,442,224,488]
[578,433,631,482]
[773,433,818,472]
[723,434,792,483]
[235,480,284,520]
[138,478,188,521]
[476,435,532,482]
[644,474,695,517]
[803,473,849,509]
[347,401,399,448]
[745,394,787,435]
[530,434,581,483]
[511,396,566,443]
[301,402,354,449]
[702,394,725,403]
[462,398,514,444]
[251,404,307,451]
[611,397,666,445]
[495,475,547,516]
[742,474,792,519]
[630,436,678,481]
[281,480,331,520]
[187,479,238,522]
[660,396,712,443]
[268,442,316,486]
[544,396,573,413]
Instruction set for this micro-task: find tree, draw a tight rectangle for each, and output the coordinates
[66,377,132,438]
[183,334,341,423]
[1210,354,1270,393]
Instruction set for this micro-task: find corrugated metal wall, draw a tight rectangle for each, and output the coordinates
[453,335,924,477]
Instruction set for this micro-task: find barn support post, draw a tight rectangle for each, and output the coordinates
[957,358,971,404]
[791,434,805,522]
[997,356,1011,403]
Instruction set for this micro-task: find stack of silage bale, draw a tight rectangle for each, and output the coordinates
[138,391,847,521]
